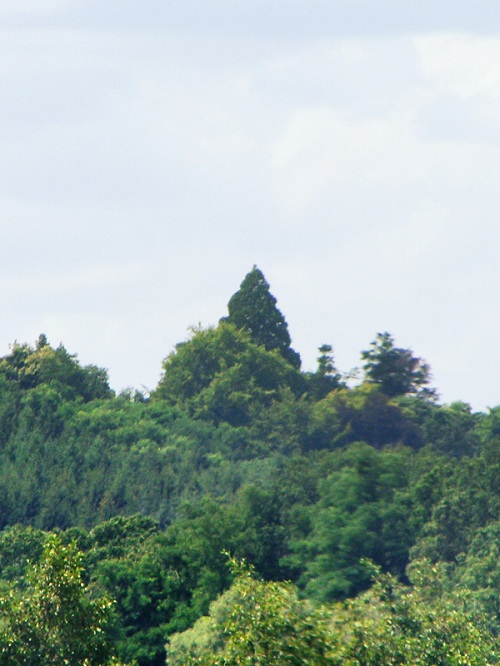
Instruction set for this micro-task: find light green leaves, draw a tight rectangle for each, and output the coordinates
[0,534,119,666]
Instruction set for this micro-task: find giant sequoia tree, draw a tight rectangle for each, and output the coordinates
[222,267,301,369]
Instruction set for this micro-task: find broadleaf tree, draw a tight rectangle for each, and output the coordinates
[0,534,121,666]
[167,559,332,666]
[154,323,303,426]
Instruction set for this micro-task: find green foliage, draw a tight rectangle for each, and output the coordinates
[222,266,301,369]
[411,436,500,563]
[307,384,421,451]
[288,442,417,601]
[305,344,343,400]
[0,534,119,665]
[167,559,332,666]
[0,335,112,402]
[362,331,435,398]
[86,509,239,665]
[397,397,479,456]
[170,559,498,666]
[454,520,500,628]
[154,323,303,426]
[2,286,500,665]
[330,560,498,665]
[0,525,47,582]
[246,387,310,456]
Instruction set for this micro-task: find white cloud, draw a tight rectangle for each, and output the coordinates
[0,1,70,16]
[415,34,500,99]
[0,264,141,298]
[3,10,500,408]
[270,106,419,218]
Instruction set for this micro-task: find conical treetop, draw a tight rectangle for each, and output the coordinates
[223,266,301,369]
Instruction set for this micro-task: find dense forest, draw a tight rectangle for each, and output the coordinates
[0,266,499,664]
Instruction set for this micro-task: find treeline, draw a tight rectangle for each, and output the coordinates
[0,267,499,664]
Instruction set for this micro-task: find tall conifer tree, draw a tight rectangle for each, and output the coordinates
[223,266,301,369]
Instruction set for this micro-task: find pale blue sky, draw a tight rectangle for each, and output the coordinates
[2,2,500,409]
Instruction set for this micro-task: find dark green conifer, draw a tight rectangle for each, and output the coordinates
[223,266,301,369]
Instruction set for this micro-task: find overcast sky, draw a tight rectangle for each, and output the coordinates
[2,1,500,410]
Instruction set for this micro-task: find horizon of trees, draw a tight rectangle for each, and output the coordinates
[0,266,498,665]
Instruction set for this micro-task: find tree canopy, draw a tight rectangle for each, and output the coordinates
[153,323,303,426]
[0,534,119,665]
[361,331,435,398]
[0,334,112,402]
[167,559,332,666]
[222,266,301,369]
[2,271,500,666]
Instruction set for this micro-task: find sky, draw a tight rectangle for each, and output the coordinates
[2,1,500,410]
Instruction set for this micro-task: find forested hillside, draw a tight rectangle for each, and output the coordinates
[0,267,499,664]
